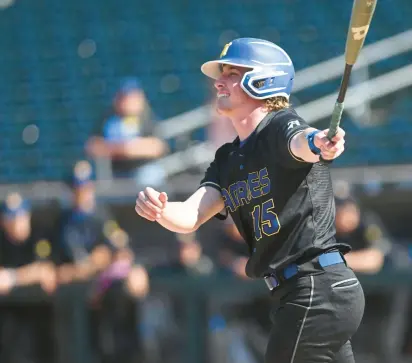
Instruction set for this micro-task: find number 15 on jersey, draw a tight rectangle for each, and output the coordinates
[251,199,281,241]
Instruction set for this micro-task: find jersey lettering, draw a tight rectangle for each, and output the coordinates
[259,167,271,195]
[221,188,236,213]
[222,167,271,213]
[237,180,251,206]
[228,183,240,210]
[248,171,262,199]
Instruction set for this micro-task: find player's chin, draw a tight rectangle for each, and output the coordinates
[216,99,232,113]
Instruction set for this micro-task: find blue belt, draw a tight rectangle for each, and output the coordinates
[264,252,344,291]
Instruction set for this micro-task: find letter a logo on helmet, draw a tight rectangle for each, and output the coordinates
[220,42,232,58]
[201,38,295,100]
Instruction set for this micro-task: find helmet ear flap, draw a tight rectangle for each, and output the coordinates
[241,69,293,100]
[252,77,278,89]
[252,79,266,89]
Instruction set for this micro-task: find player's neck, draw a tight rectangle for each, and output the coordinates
[230,106,268,141]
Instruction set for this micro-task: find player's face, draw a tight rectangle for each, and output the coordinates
[214,65,255,115]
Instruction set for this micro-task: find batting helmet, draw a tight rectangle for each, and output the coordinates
[201,38,295,100]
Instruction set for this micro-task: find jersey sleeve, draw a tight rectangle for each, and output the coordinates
[271,111,311,168]
[199,158,221,192]
[199,144,227,192]
[198,145,229,220]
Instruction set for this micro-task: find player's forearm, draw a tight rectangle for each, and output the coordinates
[156,201,200,234]
[290,128,320,163]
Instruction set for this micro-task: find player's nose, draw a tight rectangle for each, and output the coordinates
[214,77,226,90]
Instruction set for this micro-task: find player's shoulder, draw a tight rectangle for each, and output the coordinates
[261,107,307,140]
[267,107,306,127]
[214,140,237,159]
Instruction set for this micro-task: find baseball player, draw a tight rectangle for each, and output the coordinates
[135,38,365,363]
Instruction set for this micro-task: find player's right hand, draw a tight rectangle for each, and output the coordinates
[135,187,168,222]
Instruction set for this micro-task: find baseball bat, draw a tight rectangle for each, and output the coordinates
[326,0,377,141]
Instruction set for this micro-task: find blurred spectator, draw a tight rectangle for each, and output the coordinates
[54,160,149,363]
[0,192,56,363]
[333,181,393,363]
[218,217,250,280]
[90,224,149,363]
[86,77,169,186]
[0,192,56,294]
[141,231,213,363]
[334,181,391,273]
[209,218,271,363]
[171,232,212,275]
[53,160,112,283]
[93,225,149,300]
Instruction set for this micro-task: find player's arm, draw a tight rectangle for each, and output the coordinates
[136,144,228,233]
[135,186,225,234]
[274,114,346,167]
[290,127,346,163]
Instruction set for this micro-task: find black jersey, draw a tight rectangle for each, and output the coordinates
[200,108,350,278]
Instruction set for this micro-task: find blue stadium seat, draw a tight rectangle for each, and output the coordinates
[0,0,411,182]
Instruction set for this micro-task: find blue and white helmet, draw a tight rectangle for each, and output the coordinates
[201,38,295,100]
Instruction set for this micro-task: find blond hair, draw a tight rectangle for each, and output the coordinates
[264,96,290,112]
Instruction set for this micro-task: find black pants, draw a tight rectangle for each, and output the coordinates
[265,262,365,363]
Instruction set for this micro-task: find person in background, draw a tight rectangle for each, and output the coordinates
[0,192,56,363]
[86,77,168,186]
[333,181,394,363]
[334,181,391,274]
[91,223,149,302]
[54,160,112,283]
[0,192,56,294]
[54,160,149,363]
[218,217,250,280]
[90,222,150,363]
[206,219,271,363]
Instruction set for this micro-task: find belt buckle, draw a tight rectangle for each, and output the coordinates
[264,274,279,291]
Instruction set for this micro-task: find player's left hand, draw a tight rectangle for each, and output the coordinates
[314,127,346,160]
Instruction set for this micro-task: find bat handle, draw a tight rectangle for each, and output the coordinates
[327,101,344,141]
[320,101,345,165]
